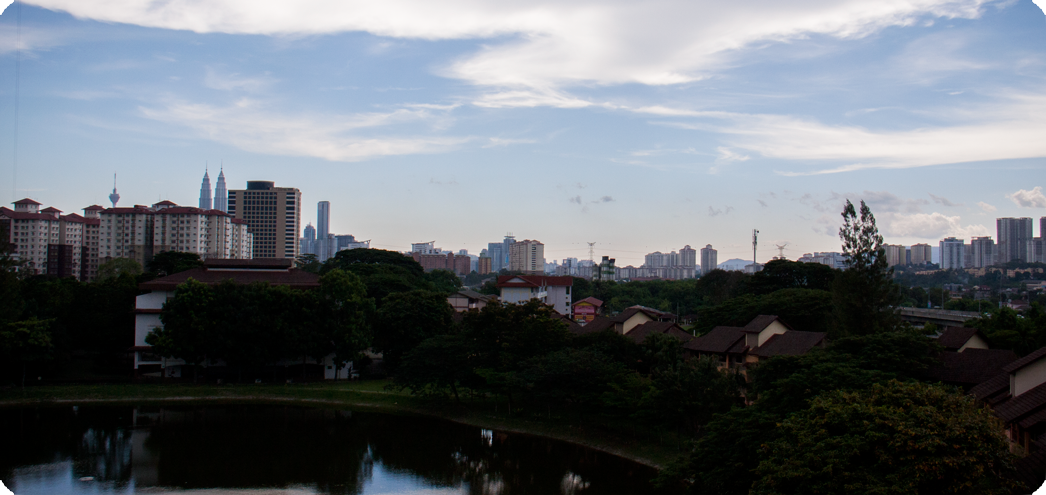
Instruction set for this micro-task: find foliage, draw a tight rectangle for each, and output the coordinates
[295,253,322,274]
[423,269,462,294]
[97,257,143,281]
[373,290,455,373]
[149,278,215,370]
[972,304,1046,356]
[147,251,203,277]
[520,348,628,412]
[751,381,1021,495]
[695,289,833,335]
[639,355,742,430]
[748,259,837,295]
[315,269,374,375]
[833,200,902,337]
[0,317,54,387]
[394,334,471,402]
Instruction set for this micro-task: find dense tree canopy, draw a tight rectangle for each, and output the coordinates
[833,200,902,337]
[147,251,203,278]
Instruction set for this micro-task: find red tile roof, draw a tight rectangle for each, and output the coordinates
[925,348,1018,387]
[153,200,178,206]
[995,381,1046,423]
[750,331,827,358]
[154,207,230,216]
[102,206,154,214]
[41,207,62,213]
[935,326,982,351]
[496,275,574,287]
[139,264,320,291]
[625,321,694,344]
[13,198,41,205]
[1004,346,1046,374]
[743,315,793,333]
[83,205,105,211]
[572,297,604,307]
[970,372,1010,403]
[0,207,61,221]
[685,326,747,354]
[60,214,84,223]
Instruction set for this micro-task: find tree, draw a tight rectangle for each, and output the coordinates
[695,289,833,335]
[423,269,463,294]
[833,200,901,337]
[395,334,472,402]
[97,257,143,281]
[149,278,216,381]
[0,318,54,388]
[315,269,374,378]
[752,381,1021,495]
[639,355,742,431]
[372,290,454,373]
[749,259,836,295]
[295,253,322,274]
[147,251,203,277]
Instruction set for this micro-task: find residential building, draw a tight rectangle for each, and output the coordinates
[680,245,697,268]
[48,209,84,279]
[700,245,718,275]
[411,251,471,276]
[199,170,212,210]
[940,237,965,270]
[81,205,103,281]
[684,315,827,373]
[572,297,603,324]
[967,236,996,268]
[509,239,544,275]
[0,199,59,276]
[151,201,252,260]
[910,243,932,265]
[997,217,1034,264]
[447,290,495,312]
[317,201,331,261]
[884,244,906,267]
[227,181,301,259]
[214,169,228,213]
[99,204,156,268]
[477,256,492,275]
[574,306,678,336]
[496,275,573,315]
[132,259,333,379]
[797,251,848,270]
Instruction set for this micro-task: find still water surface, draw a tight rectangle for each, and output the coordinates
[0,405,662,494]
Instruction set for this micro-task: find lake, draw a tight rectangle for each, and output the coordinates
[0,405,664,494]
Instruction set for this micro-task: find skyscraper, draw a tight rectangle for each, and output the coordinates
[199,170,212,210]
[700,244,718,275]
[967,236,995,268]
[301,223,316,256]
[227,181,301,259]
[509,239,545,274]
[317,201,331,261]
[214,168,228,213]
[997,217,1033,264]
[940,237,965,270]
[910,244,932,265]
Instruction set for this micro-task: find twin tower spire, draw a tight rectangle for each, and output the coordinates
[199,167,228,212]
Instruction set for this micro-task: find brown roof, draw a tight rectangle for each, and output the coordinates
[572,297,603,308]
[102,206,154,214]
[14,198,41,205]
[685,326,747,354]
[935,326,981,351]
[153,200,178,206]
[41,207,62,213]
[970,372,1010,403]
[743,315,793,333]
[155,206,230,217]
[205,258,292,269]
[1003,346,1046,374]
[59,214,84,223]
[496,275,574,288]
[995,381,1046,423]
[573,315,617,335]
[0,207,60,221]
[83,205,105,211]
[924,348,1019,387]
[625,321,694,344]
[1012,450,1046,492]
[139,260,318,291]
[750,331,827,358]
[231,218,248,225]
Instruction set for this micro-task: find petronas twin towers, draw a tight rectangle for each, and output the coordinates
[199,168,228,212]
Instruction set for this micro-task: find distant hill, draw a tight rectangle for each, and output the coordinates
[717,258,751,271]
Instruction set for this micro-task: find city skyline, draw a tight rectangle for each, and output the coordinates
[1,1,1045,266]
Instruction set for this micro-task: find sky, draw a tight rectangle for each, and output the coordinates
[0,0,1044,267]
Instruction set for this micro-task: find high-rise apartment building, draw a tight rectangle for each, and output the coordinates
[228,181,301,259]
[81,205,103,281]
[214,169,228,213]
[199,171,212,210]
[910,244,932,265]
[151,201,252,260]
[680,245,697,268]
[700,244,718,275]
[967,236,996,268]
[997,217,1033,264]
[509,239,544,275]
[940,237,965,270]
[317,201,331,261]
[884,244,906,267]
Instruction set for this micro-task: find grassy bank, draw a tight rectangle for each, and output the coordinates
[0,380,686,469]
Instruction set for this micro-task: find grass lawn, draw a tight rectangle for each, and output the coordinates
[0,380,687,469]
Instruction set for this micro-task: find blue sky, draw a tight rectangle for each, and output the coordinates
[1,0,1044,266]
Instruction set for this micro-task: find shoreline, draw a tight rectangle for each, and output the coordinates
[0,387,674,470]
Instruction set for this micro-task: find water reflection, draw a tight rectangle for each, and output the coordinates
[0,406,662,494]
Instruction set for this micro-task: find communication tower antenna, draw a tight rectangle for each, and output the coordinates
[752,229,759,267]
[587,242,596,263]
[775,242,789,260]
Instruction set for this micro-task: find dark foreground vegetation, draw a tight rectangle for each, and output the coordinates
[2,200,1042,493]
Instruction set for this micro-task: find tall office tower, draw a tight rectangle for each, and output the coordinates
[884,244,906,267]
[227,181,301,259]
[700,244,718,275]
[199,170,212,210]
[317,201,331,261]
[910,244,932,265]
[509,239,545,274]
[214,169,228,213]
[301,223,316,256]
[997,217,1033,263]
[487,243,504,272]
[939,237,965,270]
[968,236,996,268]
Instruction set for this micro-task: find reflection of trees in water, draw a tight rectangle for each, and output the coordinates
[75,427,132,484]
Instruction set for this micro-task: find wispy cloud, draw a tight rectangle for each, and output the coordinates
[139,97,469,162]
[977,201,997,212]
[483,137,537,148]
[1007,186,1046,208]
[204,67,276,92]
[929,193,961,207]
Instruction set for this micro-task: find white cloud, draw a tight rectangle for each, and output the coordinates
[929,193,960,207]
[483,137,537,148]
[879,211,989,239]
[1006,186,1046,208]
[977,201,997,212]
[657,93,1046,174]
[139,98,469,161]
[204,68,275,92]
[24,0,994,92]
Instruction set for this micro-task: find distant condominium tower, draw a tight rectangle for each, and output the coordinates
[509,239,545,275]
[884,244,906,267]
[939,237,965,270]
[214,169,228,213]
[199,170,212,210]
[228,181,302,259]
[700,244,718,275]
[910,243,932,265]
[966,236,996,268]
[317,201,331,261]
[997,217,1033,264]
[301,223,317,256]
